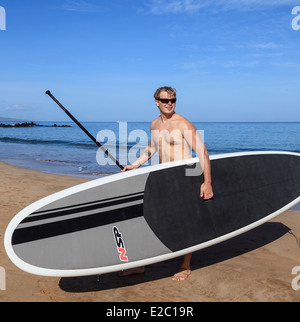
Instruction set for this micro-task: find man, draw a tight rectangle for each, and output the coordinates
[120,86,213,281]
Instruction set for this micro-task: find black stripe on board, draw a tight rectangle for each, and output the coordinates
[22,192,144,224]
[31,191,144,215]
[12,204,143,245]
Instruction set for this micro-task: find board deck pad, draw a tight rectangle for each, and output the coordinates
[4,152,300,277]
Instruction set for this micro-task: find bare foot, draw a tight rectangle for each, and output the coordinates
[172,269,191,282]
[118,266,145,277]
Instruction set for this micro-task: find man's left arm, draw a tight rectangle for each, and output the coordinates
[200,146,213,200]
[184,122,213,200]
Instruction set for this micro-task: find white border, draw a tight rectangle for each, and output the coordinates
[4,151,300,277]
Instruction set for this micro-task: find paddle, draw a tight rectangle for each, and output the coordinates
[45,90,124,170]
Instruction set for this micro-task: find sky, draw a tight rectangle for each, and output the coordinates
[0,0,300,122]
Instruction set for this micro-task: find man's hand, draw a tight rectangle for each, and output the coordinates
[200,182,214,200]
[121,164,140,172]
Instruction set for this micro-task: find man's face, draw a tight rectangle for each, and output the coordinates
[155,91,176,116]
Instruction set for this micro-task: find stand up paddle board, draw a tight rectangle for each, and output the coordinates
[4,151,300,277]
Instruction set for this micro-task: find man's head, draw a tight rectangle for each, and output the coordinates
[154,86,177,117]
[154,86,176,101]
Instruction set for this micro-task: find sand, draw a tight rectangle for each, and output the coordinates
[1,161,300,302]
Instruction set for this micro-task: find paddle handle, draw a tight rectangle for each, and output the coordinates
[45,90,124,170]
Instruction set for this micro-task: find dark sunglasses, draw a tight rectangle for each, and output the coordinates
[157,98,177,104]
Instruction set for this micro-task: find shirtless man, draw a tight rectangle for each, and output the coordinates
[120,86,214,281]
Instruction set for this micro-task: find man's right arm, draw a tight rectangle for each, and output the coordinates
[122,144,156,172]
[122,121,158,172]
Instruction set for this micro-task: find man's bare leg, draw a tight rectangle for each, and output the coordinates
[118,266,145,277]
[172,253,192,281]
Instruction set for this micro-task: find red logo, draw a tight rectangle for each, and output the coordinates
[112,226,128,262]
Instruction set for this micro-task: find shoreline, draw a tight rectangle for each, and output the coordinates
[1,121,299,181]
[0,157,117,179]
[1,161,300,302]
[290,202,300,212]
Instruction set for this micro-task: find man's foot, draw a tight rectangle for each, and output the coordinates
[172,269,191,282]
[118,266,145,277]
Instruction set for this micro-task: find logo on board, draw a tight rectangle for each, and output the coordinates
[112,226,129,262]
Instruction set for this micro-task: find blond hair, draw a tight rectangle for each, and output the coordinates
[154,86,176,100]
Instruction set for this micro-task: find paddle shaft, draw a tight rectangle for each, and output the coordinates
[45,90,124,170]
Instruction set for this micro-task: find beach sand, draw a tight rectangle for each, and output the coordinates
[1,161,300,302]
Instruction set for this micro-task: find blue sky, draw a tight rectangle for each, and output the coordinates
[0,0,300,122]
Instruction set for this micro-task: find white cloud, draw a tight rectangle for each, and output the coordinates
[223,60,260,68]
[141,0,297,15]
[236,42,286,50]
[181,60,207,69]
[62,0,104,13]
[252,42,283,49]
[4,104,26,111]
[141,0,210,15]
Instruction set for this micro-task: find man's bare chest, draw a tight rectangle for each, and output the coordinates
[152,128,185,146]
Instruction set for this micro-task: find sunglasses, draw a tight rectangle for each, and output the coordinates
[157,98,177,104]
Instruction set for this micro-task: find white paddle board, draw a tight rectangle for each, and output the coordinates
[4,151,300,277]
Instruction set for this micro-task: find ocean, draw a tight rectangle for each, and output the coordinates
[0,121,299,179]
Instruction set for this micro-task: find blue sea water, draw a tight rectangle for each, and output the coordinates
[0,121,299,178]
